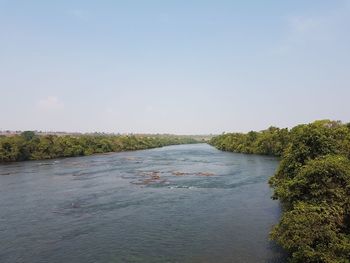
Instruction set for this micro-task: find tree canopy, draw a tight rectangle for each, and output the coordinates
[210,120,350,263]
[0,134,198,162]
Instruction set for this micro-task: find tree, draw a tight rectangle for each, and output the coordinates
[21,131,36,141]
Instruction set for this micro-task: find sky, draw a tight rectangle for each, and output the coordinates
[1,0,349,134]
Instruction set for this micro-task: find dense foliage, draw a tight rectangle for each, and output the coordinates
[209,126,290,156]
[0,132,198,162]
[210,120,350,263]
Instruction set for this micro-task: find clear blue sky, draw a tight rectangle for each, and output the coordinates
[1,0,349,134]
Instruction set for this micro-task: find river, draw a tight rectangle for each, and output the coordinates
[0,143,285,263]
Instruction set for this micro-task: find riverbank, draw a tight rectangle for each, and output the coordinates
[209,120,350,262]
[0,133,200,162]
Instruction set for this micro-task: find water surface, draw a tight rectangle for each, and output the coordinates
[0,144,285,263]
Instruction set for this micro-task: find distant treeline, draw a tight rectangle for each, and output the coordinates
[210,120,350,263]
[0,132,198,162]
[209,126,290,156]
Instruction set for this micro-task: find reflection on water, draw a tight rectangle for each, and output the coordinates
[0,144,286,263]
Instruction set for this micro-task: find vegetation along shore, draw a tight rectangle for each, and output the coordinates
[210,120,350,262]
[0,132,199,162]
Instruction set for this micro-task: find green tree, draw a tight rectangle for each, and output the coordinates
[21,131,36,141]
